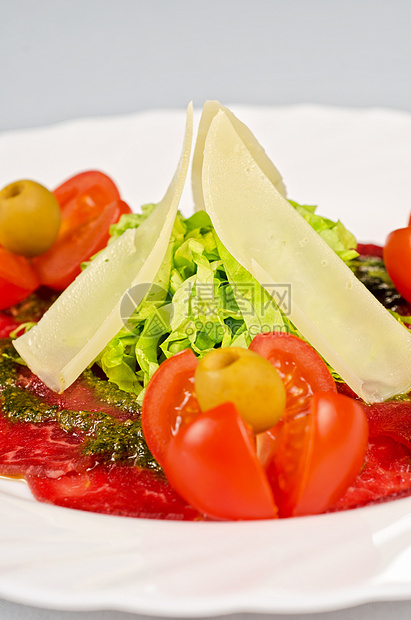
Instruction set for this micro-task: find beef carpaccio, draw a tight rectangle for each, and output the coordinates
[0,299,200,520]
[1,245,411,521]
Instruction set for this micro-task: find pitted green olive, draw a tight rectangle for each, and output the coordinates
[194,347,286,434]
[0,180,61,257]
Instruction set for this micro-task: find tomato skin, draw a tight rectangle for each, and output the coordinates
[383,228,411,303]
[0,247,39,310]
[142,349,201,467]
[267,392,369,517]
[165,403,278,521]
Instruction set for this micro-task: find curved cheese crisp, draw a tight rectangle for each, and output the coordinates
[14,103,193,393]
[202,109,411,403]
[192,100,286,212]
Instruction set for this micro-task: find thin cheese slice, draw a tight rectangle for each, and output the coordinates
[192,100,286,212]
[202,109,411,403]
[14,103,193,393]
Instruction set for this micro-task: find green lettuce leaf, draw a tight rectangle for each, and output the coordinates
[97,200,357,398]
[289,201,358,261]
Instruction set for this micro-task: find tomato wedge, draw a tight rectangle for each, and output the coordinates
[33,198,130,291]
[31,170,132,291]
[383,227,411,303]
[0,247,39,310]
[53,170,121,235]
[250,332,337,464]
[249,332,336,416]
[267,392,369,517]
[142,349,201,467]
[165,403,277,520]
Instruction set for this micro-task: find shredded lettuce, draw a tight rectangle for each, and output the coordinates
[289,201,358,262]
[96,201,357,399]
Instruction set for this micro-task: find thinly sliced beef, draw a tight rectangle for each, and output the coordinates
[366,401,411,449]
[0,416,92,478]
[0,340,198,519]
[27,465,200,521]
[330,398,411,511]
[356,243,384,258]
[330,436,411,511]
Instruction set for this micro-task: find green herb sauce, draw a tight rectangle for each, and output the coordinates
[0,339,159,471]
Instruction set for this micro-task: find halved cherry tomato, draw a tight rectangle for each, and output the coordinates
[141,349,201,467]
[250,332,337,475]
[33,199,131,291]
[0,247,39,310]
[32,171,131,290]
[383,227,411,303]
[142,349,277,520]
[267,392,369,517]
[249,332,336,417]
[165,403,277,520]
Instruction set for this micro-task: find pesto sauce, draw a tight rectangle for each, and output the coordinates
[82,368,141,414]
[0,340,18,388]
[0,339,160,471]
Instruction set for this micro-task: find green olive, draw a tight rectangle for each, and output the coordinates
[0,180,61,257]
[194,347,286,434]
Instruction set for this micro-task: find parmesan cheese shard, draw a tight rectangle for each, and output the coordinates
[201,108,411,403]
[192,100,286,212]
[14,103,193,393]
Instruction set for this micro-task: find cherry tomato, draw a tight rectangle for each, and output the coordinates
[383,227,411,303]
[141,349,201,467]
[142,336,361,521]
[142,349,277,520]
[165,403,277,520]
[53,170,120,235]
[32,171,132,291]
[249,332,336,417]
[0,247,39,310]
[250,332,337,474]
[267,392,369,517]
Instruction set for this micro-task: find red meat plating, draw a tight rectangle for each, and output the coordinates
[28,464,201,520]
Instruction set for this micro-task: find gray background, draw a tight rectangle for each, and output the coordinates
[2,1,411,619]
[2,0,411,132]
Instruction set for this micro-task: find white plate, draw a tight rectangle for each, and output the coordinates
[1,105,411,616]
